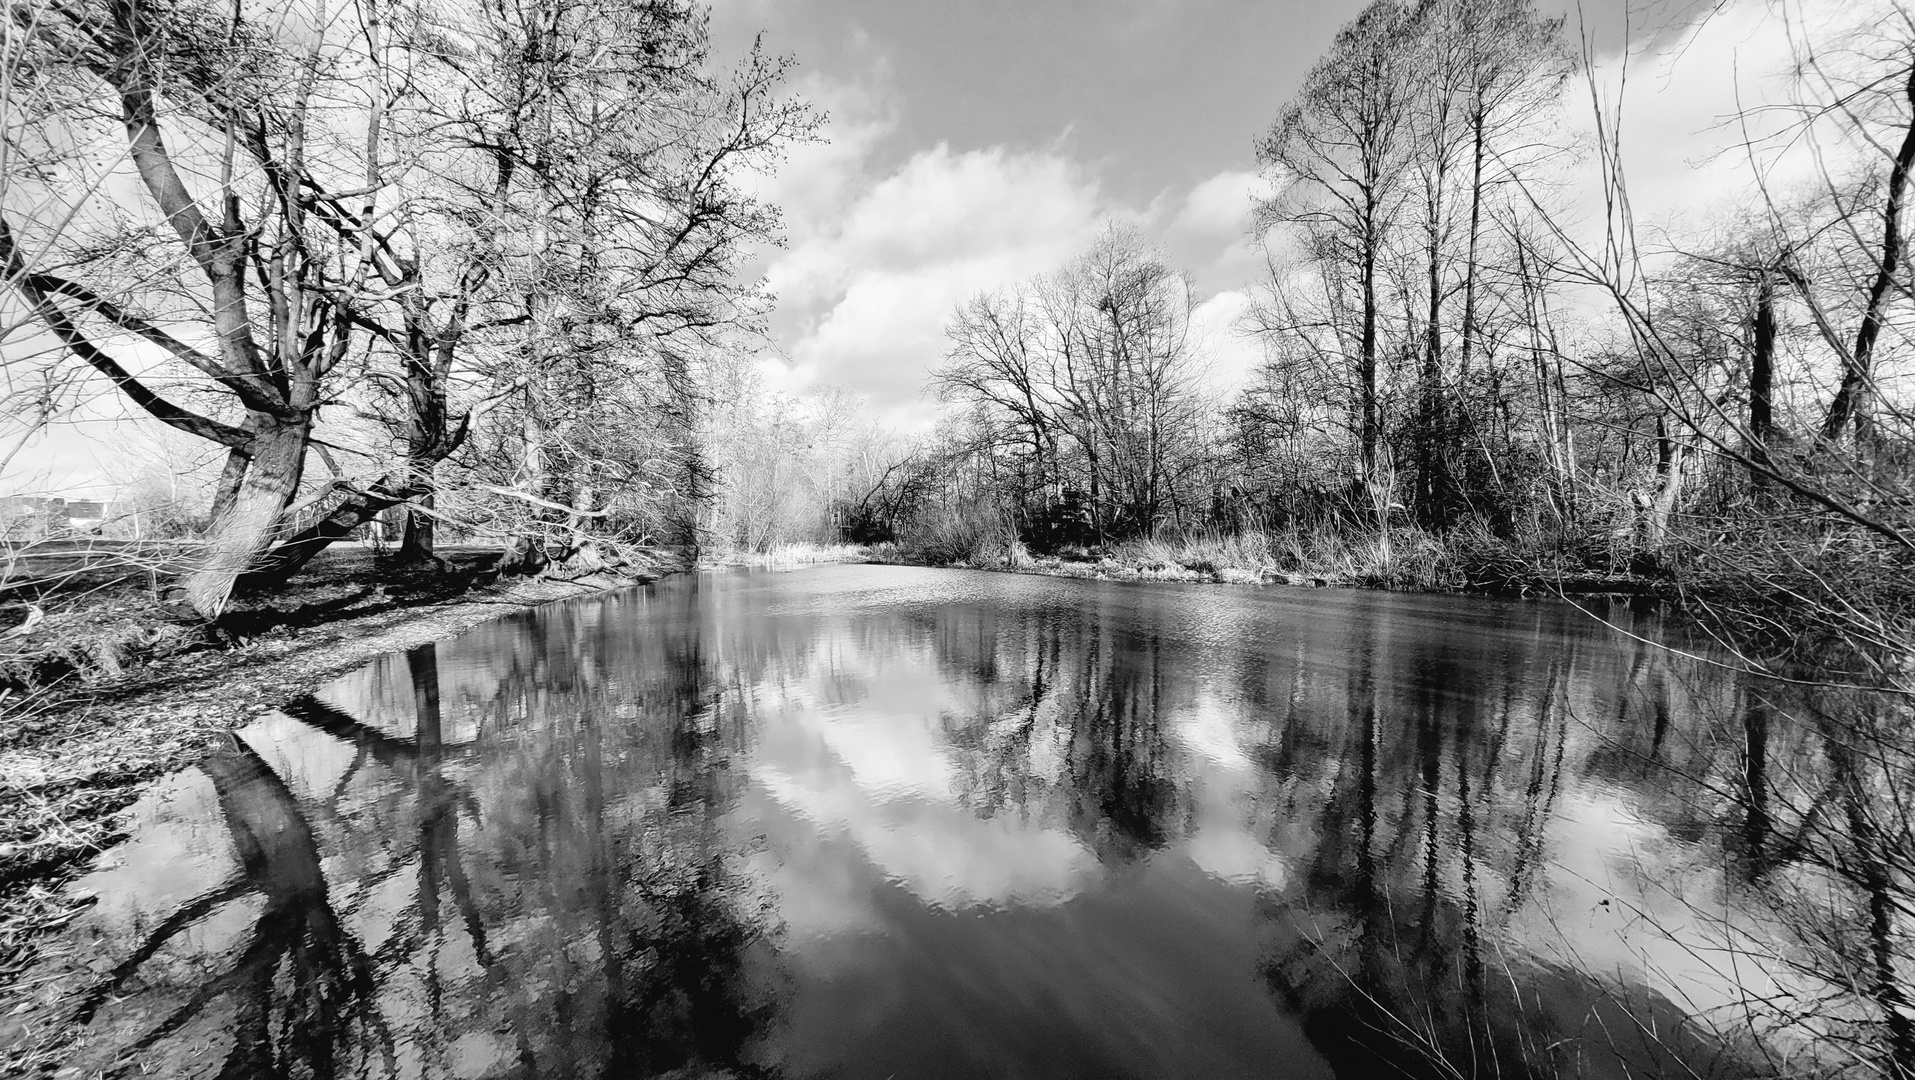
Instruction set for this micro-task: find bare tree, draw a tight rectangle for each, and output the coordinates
[934,224,1208,546]
[1397,0,1570,526]
[0,0,422,619]
[1255,0,1417,492]
[936,286,1058,500]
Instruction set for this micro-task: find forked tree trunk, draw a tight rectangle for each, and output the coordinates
[1637,429,1688,559]
[182,418,311,620]
[242,406,468,589]
[239,477,425,590]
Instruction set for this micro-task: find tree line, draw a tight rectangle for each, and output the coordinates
[919,0,1578,553]
[7,0,1915,680]
[911,0,1915,657]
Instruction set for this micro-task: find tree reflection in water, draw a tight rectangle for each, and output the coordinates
[72,735,391,1080]
[41,569,1915,1079]
[1254,611,1758,1080]
[67,615,784,1080]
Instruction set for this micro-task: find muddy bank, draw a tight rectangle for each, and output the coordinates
[0,549,661,1024]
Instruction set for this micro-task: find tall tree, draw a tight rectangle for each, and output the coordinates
[444,0,809,575]
[1,0,399,618]
[1808,29,1915,449]
[1255,0,1416,494]
[1397,0,1568,527]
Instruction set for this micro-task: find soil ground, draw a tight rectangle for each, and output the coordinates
[0,545,659,1041]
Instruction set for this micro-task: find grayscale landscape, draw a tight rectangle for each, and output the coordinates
[0,0,1909,1077]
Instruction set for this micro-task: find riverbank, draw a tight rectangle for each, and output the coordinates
[0,548,665,1014]
[880,526,1665,598]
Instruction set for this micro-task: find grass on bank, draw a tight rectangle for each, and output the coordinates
[708,541,876,568]
[0,545,511,699]
[878,509,1653,596]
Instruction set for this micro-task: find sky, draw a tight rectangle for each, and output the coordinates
[3,0,1842,492]
[699,0,1761,430]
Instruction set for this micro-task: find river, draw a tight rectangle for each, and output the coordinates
[31,566,1847,1078]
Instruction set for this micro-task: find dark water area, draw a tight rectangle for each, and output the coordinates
[39,566,1828,1078]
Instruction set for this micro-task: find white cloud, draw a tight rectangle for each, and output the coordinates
[758,134,1112,425]
[1161,168,1276,295]
[753,109,1299,426]
[1187,289,1264,399]
[747,69,900,235]
[768,144,1106,315]
[1561,0,1869,243]
[1171,169,1271,237]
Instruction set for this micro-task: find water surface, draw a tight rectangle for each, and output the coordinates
[43,566,1792,1078]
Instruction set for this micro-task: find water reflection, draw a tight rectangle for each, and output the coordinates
[27,567,1888,1078]
[71,735,386,1079]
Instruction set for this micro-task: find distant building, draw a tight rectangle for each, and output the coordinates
[0,495,114,539]
[66,499,108,531]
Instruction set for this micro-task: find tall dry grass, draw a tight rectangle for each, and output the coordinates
[1106,525,1460,590]
[710,541,876,568]
[892,503,1020,568]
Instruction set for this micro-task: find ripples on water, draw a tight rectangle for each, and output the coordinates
[30,566,1853,1078]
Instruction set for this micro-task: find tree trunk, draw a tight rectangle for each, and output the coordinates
[1821,65,1915,449]
[397,328,451,565]
[1359,218,1381,487]
[395,496,439,566]
[181,418,310,620]
[1458,97,1486,379]
[208,444,251,527]
[1419,208,1447,529]
[1750,269,1776,482]
[1087,439,1106,545]
[1518,239,1571,522]
[498,387,555,575]
[1637,425,1687,560]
